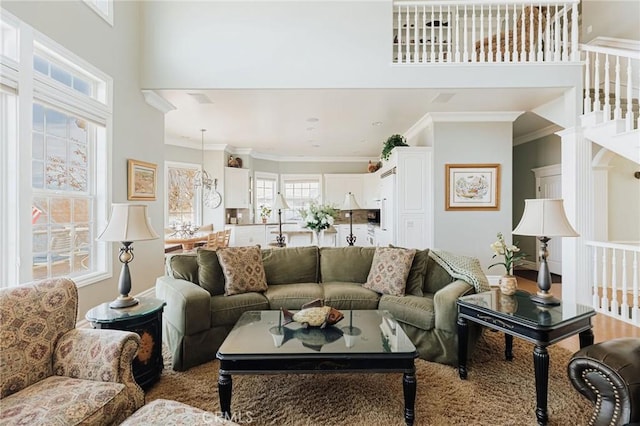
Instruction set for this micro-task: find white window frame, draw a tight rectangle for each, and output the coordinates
[165,161,202,228]
[280,174,323,221]
[254,171,278,221]
[0,11,113,288]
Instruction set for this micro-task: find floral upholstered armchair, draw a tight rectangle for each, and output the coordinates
[0,278,144,425]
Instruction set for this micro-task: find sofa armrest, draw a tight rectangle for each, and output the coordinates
[156,275,211,336]
[433,279,475,333]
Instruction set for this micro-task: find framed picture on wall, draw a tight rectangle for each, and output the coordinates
[445,163,500,211]
[127,159,157,201]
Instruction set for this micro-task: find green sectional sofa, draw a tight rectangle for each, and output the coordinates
[156,245,483,371]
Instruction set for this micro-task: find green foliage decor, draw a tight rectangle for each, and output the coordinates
[381,134,409,161]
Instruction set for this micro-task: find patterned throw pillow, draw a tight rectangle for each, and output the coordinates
[216,245,268,296]
[363,247,416,296]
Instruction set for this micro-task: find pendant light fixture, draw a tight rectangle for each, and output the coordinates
[194,129,217,208]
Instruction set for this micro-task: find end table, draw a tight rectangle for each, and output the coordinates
[86,296,166,390]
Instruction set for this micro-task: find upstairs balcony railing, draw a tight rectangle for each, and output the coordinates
[393,0,579,64]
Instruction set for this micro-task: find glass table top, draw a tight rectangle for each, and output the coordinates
[218,310,417,356]
[458,289,596,328]
[85,296,166,323]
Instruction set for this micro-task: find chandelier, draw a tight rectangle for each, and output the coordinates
[194,129,213,190]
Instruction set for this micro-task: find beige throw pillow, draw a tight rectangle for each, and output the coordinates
[364,247,416,296]
[216,245,268,296]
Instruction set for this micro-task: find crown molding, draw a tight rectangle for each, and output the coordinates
[141,90,175,114]
[165,137,228,151]
[251,151,378,163]
[513,124,563,146]
[404,112,432,141]
[427,111,524,122]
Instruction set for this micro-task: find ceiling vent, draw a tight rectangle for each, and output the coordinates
[187,92,213,104]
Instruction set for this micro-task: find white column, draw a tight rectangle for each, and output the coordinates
[558,126,593,306]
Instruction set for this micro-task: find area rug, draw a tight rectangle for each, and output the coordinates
[146,330,591,425]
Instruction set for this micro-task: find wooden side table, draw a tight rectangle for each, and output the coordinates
[86,296,166,390]
[457,289,595,426]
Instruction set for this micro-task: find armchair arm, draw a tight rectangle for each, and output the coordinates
[156,275,211,336]
[433,279,474,333]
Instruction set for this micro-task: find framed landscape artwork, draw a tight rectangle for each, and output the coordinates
[445,163,500,211]
[128,159,157,201]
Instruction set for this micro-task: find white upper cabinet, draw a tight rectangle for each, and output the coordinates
[362,171,381,209]
[323,174,364,208]
[224,167,250,208]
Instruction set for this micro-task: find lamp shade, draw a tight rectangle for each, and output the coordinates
[342,192,361,210]
[513,199,579,237]
[97,204,159,242]
[273,192,290,210]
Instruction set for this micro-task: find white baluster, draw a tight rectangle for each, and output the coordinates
[446,5,452,62]
[593,246,600,309]
[438,5,444,62]
[614,55,622,120]
[571,2,579,61]
[611,249,619,318]
[520,4,526,62]
[414,6,418,64]
[528,4,534,62]
[604,54,611,121]
[621,250,629,321]
[536,3,543,62]
[562,5,568,61]
[463,5,469,62]
[553,5,560,62]
[396,7,402,63]
[626,57,634,131]
[487,5,493,63]
[601,247,609,312]
[422,6,427,63]
[479,5,485,62]
[504,5,510,62]
[584,52,592,113]
[455,5,461,63]
[471,5,477,62]
[430,5,436,63]
[544,5,551,62]
[405,7,411,63]
[594,53,601,112]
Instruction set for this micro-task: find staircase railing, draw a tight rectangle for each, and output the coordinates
[392,0,579,64]
[581,39,640,132]
[586,240,640,326]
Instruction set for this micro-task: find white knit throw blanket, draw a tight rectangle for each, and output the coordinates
[428,250,491,294]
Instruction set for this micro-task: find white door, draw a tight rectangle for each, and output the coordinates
[538,174,562,274]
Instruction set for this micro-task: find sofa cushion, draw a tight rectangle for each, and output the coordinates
[319,247,376,283]
[379,294,435,330]
[262,246,318,284]
[0,375,131,425]
[321,282,380,310]
[196,249,225,296]
[264,283,324,310]
[363,247,416,296]
[400,248,428,297]
[217,245,268,296]
[167,253,199,284]
[210,292,270,327]
[423,255,455,294]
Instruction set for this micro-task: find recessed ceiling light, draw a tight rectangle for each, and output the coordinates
[372,121,383,126]
[307,117,319,123]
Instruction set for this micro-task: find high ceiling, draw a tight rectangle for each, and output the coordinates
[160,87,561,159]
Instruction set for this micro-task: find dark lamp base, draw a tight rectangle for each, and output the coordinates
[110,296,139,309]
[530,292,561,306]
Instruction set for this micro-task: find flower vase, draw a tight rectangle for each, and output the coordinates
[499,274,518,296]
[311,230,323,246]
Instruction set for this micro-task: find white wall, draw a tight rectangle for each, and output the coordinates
[581,0,640,43]
[432,119,515,273]
[608,154,640,242]
[4,1,166,318]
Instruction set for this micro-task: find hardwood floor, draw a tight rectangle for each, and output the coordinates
[516,277,640,353]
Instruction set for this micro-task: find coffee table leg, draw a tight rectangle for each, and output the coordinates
[403,371,416,426]
[533,345,549,425]
[457,316,468,379]
[579,328,594,348]
[218,373,232,419]
[505,334,513,361]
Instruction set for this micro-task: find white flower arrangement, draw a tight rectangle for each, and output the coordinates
[488,232,527,275]
[299,202,339,232]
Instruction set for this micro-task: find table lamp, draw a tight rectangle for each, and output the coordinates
[342,192,361,246]
[273,192,290,247]
[513,198,578,306]
[98,204,159,308]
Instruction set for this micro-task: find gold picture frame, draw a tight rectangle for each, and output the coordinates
[127,159,157,201]
[445,163,500,211]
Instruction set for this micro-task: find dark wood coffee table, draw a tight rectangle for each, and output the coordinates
[216,310,419,425]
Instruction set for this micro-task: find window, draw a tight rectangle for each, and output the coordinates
[255,172,278,221]
[0,11,112,288]
[281,174,322,221]
[166,162,200,227]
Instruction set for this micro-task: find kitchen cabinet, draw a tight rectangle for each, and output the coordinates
[335,224,369,247]
[361,172,381,209]
[226,224,265,247]
[378,147,433,249]
[324,174,363,208]
[224,167,250,209]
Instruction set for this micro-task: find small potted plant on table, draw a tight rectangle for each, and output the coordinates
[259,204,272,223]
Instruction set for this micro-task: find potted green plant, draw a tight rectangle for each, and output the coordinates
[259,204,272,223]
[381,134,409,161]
